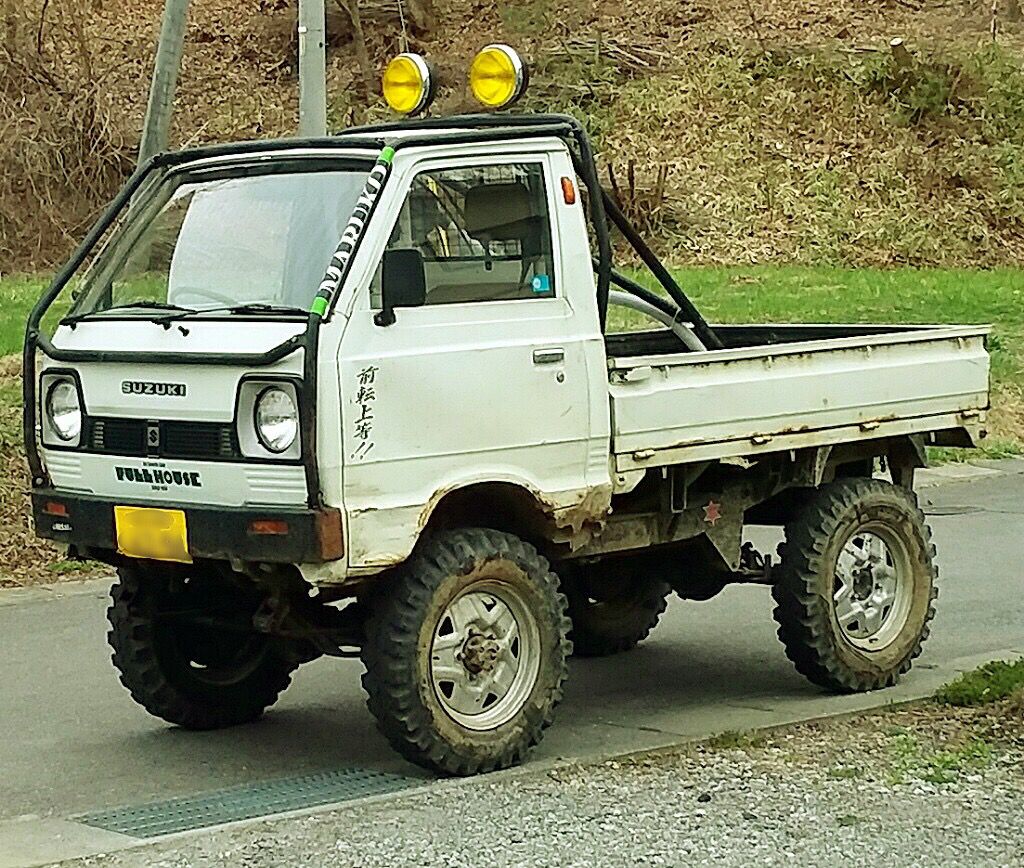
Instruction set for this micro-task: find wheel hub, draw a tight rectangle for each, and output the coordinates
[833,527,912,649]
[459,631,501,675]
[851,564,876,600]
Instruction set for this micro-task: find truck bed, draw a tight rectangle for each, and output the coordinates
[607,324,990,471]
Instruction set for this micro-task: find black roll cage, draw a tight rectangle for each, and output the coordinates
[23,112,721,508]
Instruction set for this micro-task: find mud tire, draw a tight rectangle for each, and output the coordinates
[107,563,296,730]
[772,478,937,693]
[361,528,571,776]
[562,560,671,657]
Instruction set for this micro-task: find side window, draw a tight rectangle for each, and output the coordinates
[378,162,557,306]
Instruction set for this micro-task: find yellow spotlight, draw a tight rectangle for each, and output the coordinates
[469,44,527,110]
[382,53,435,115]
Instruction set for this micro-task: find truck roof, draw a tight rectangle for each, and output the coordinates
[144,114,578,173]
[337,112,578,145]
[335,125,481,142]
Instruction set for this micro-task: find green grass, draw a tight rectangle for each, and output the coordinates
[928,442,1023,463]
[619,265,1023,381]
[935,658,1024,707]
[0,272,82,359]
[0,276,47,449]
[0,272,166,358]
[0,376,20,448]
[0,274,47,356]
[661,266,1022,339]
[920,741,993,784]
[612,265,1024,451]
[705,729,767,750]
[45,559,99,576]
[886,730,992,785]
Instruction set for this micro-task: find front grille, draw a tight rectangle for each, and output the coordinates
[91,418,146,455]
[162,421,237,458]
[86,417,240,460]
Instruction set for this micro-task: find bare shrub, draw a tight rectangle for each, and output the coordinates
[0,0,133,270]
[607,161,673,235]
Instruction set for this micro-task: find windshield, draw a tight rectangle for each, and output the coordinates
[69,163,372,320]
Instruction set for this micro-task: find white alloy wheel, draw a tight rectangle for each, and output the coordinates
[833,526,914,650]
[430,581,541,730]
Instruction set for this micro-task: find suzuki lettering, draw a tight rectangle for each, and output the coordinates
[122,381,187,397]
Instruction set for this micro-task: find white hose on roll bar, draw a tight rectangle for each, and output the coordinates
[608,289,707,352]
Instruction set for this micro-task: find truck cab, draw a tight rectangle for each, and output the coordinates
[25,110,989,776]
[32,126,612,572]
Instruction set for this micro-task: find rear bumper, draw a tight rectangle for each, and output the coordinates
[31,489,344,565]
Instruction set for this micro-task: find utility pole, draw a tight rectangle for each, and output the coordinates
[138,0,191,166]
[298,0,328,137]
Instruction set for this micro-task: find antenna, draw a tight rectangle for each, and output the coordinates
[396,0,409,52]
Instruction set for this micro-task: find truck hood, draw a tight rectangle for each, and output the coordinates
[44,319,307,421]
[49,318,306,358]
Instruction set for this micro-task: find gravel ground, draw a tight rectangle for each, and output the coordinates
[58,702,1024,868]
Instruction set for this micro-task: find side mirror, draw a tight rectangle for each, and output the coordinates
[375,248,426,327]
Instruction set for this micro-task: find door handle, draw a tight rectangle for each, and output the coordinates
[533,347,565,365]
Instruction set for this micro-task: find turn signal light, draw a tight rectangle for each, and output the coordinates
[561,176,576,205]
[249,519,289,536]
[44,500,68,517]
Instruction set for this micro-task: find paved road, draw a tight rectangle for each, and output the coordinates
[2,465,1023,864]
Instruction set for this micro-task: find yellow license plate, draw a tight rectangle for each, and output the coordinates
[114,506,192,563]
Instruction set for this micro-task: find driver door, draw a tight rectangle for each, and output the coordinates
[338,154,600,569]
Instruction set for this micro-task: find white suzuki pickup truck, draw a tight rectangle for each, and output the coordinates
[25,107,990,775]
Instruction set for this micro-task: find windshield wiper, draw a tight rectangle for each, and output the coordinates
[223,303,306,316]
[61,300,197,326]
[152,302,307,324]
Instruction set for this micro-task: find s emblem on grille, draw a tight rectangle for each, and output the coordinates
[122,380,187,397]
[146,422,160,448]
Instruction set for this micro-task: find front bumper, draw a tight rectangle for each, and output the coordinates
[31,489,344,565]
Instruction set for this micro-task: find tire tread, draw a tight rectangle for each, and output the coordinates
[771,478,938,693]
[361,528,571,776]
[107,564,294,730]
[566,571,671,657]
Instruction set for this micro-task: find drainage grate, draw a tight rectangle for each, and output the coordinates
[74,767,423,838]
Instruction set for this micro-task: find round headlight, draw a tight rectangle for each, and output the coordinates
[46,379,81,442]
[255,387,298,453]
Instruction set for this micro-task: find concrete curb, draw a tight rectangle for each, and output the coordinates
[916,454,1024,488]
[0,575,111,608]
[917,464,1001,487]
